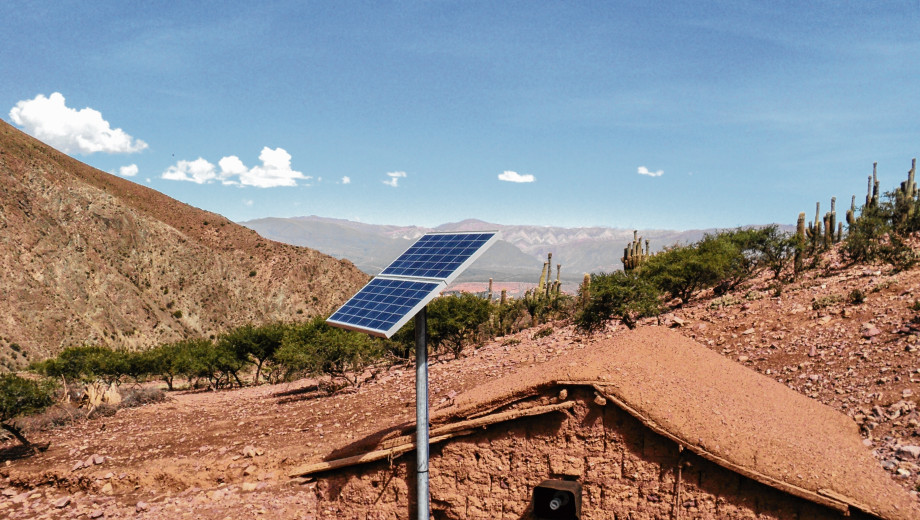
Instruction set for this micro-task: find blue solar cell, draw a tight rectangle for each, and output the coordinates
[328,231,497,337]
[380,232,495,280]
[326,278,442,336]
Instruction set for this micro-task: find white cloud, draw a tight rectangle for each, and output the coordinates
[162,157,218,184]
[498,170,535,183]
[637,166,664,177]
[118,164,139,177]
[237,147,308,188]
[9,92,148,154]
[341,176,351,184]
[383,171,406,187]
[161,147,310,188]
[243,199,254,207]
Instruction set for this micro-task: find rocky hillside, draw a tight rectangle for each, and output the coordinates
[0,121,368,364]
[663,245,920,495]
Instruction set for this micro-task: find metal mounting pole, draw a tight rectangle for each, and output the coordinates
[415,308,429,520]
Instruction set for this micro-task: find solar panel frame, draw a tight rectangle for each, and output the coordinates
[326,231,499,338]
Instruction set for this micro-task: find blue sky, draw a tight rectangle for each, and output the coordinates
[3,1,918,230]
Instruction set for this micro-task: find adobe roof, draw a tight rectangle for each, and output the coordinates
[441,326,918,520]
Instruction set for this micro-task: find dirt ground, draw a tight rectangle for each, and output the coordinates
[2,251,920,518]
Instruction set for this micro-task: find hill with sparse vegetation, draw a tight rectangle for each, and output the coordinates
[0,120,368,365]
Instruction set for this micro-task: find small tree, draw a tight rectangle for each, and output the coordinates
[640,244,716,305]
[146,340,202,391]
[428,293,492,358]
[32,345,125,386]
[218,323,285,385]
[576,271,661,331]
[392,294,493,359]
[751,225,798,280]
[168,338,241,390]
[0,374,55,452]
[277,317,384,388]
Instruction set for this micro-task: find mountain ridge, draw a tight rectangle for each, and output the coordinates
[242,215,795,282]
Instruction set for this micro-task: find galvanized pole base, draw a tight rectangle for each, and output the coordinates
[415,309,429,520]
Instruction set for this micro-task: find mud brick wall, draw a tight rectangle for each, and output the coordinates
[309,387,859,519]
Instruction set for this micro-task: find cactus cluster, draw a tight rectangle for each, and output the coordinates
[899,158,917,199]
[804,198,842,250]
[532,253,562,300]
[621,230,651,271]
[893,158,919,225]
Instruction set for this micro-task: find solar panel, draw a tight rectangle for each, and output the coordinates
[326,278,444,337]
[380,232,496,283]
[326,231,498,337]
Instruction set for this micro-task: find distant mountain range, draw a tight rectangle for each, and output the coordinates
[240,215,779,283]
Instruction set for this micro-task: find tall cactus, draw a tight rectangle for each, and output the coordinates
[537,261,548,294]
[865,162,880,209]
[579,273,591,309]
[794,212,805,275]
[805,202,821,250]
[893,158,918,228]
[824,197,838,246]
[846,195,857,226]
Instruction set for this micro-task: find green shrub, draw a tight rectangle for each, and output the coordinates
[523,291,574,325]
[844,205,891,264]
[494,299,531,337]
[812,294,842,310]
[639,227,785,304]
[532,326,553,340]
[750,225,798,280]
[640,242,719,304]
[847,289,866,305]
[576,271,661,331]
[190,340,245,389]
[0,373,56,449]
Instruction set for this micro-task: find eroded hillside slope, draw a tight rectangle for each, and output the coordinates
[0,121,368,360]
